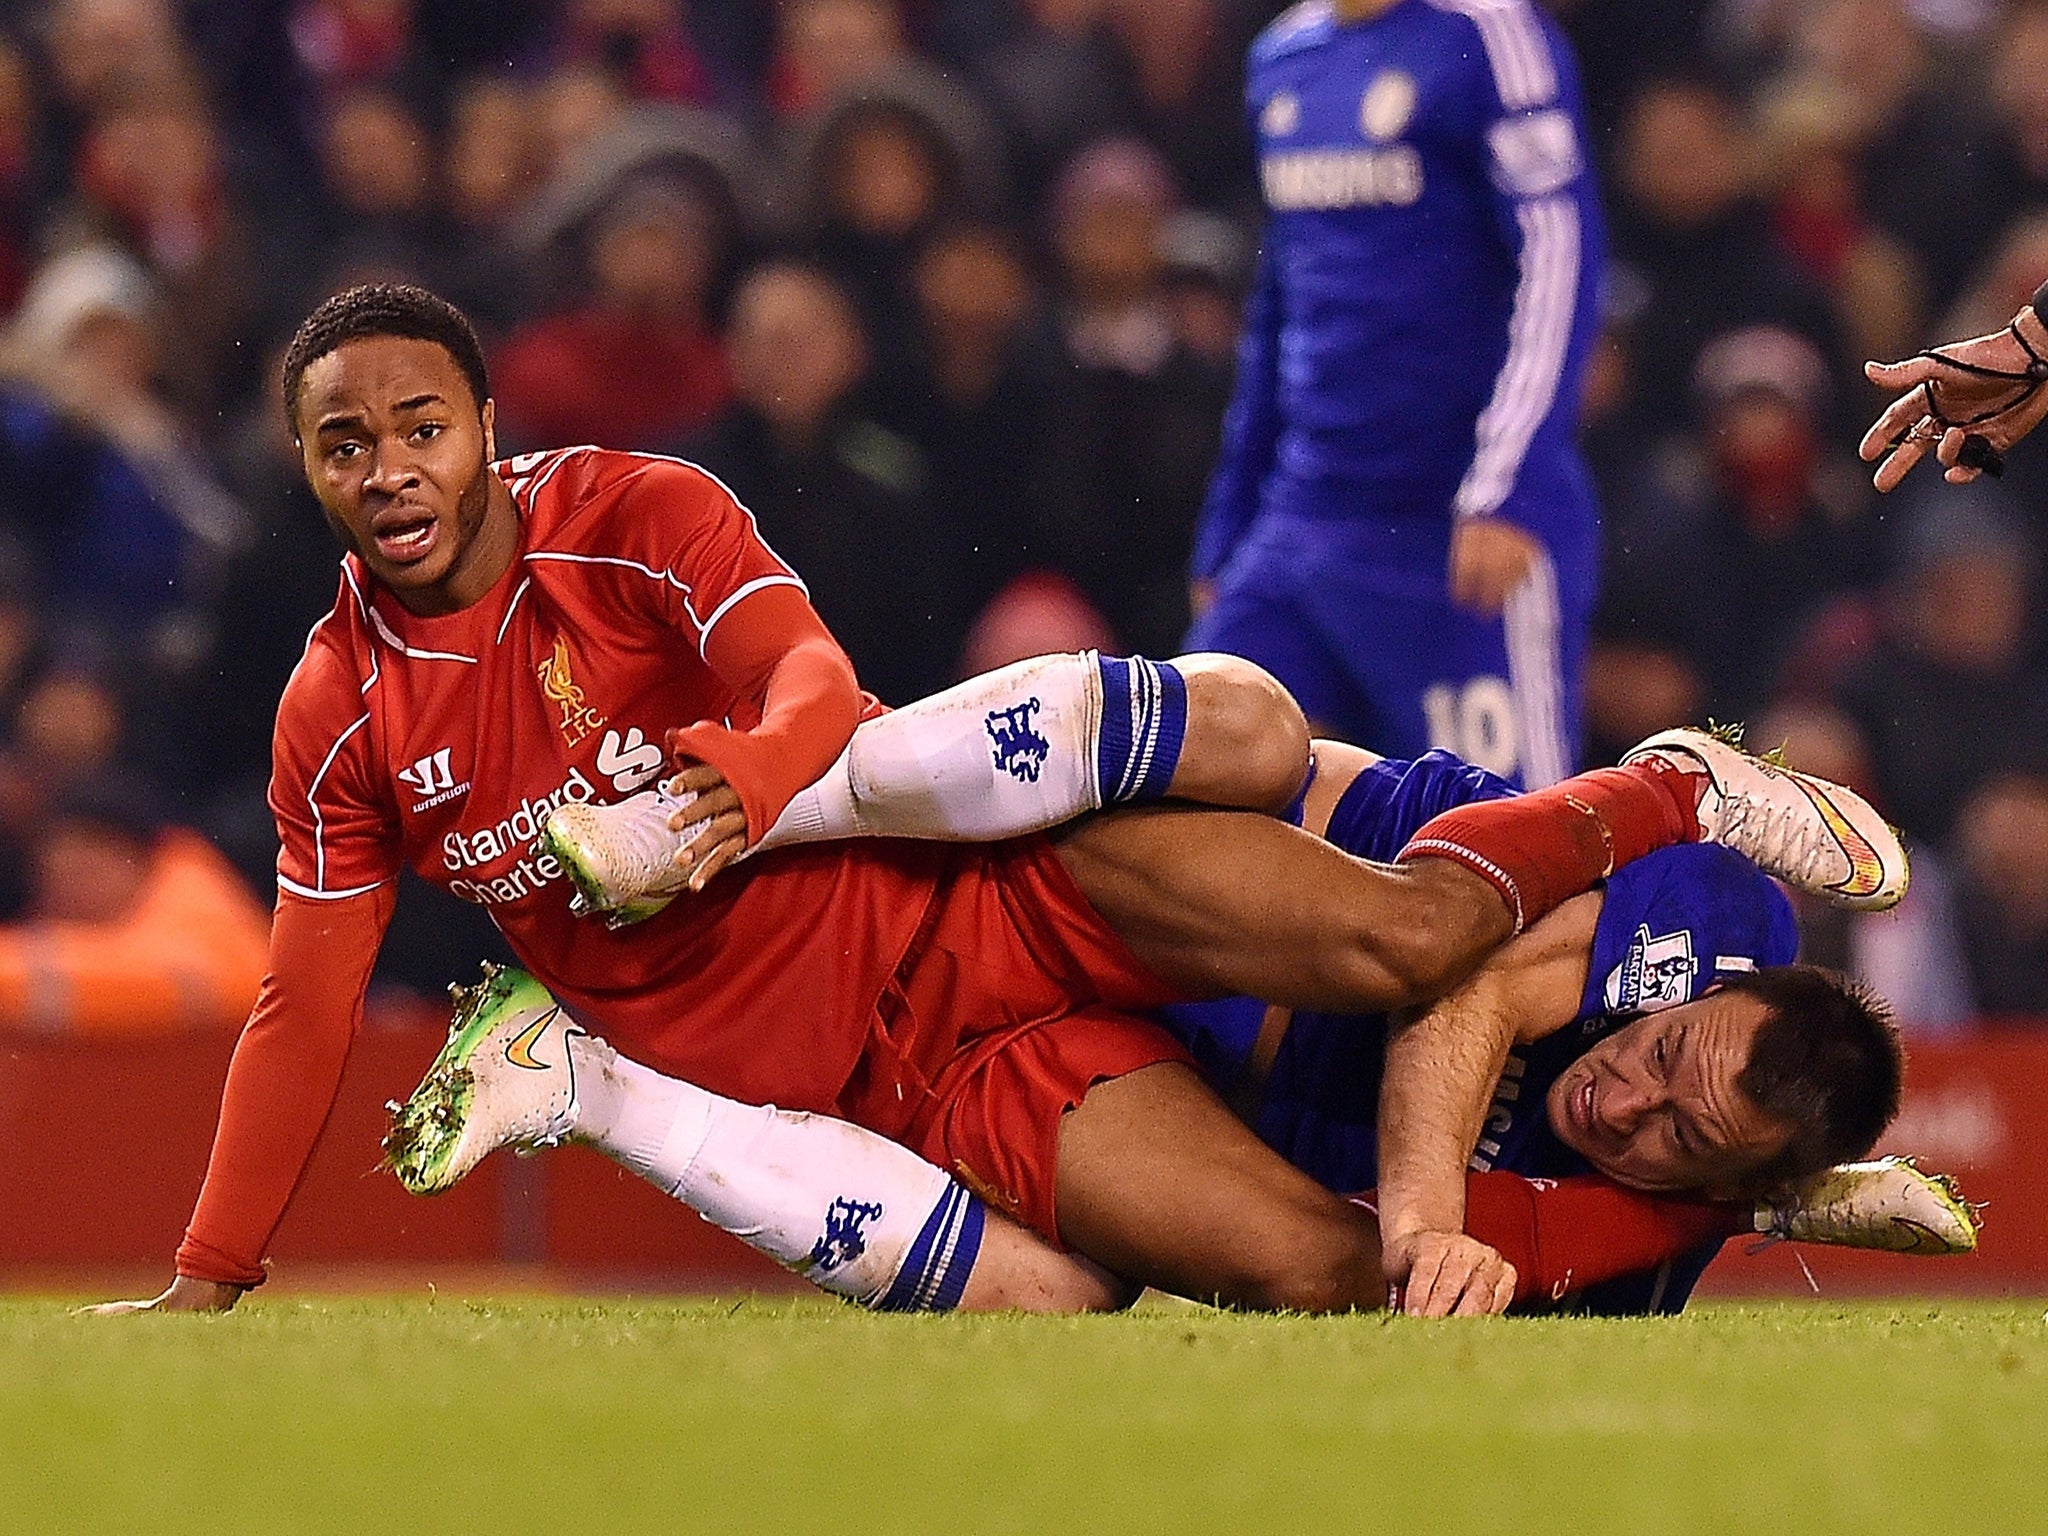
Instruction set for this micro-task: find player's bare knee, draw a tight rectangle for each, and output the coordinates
[1230,1226,1376,1314]
[1244,1268,1353,1315]
[1176,654,1311,810]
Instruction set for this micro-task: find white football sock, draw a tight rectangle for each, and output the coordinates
[754,650,1108,851]
[566,1035,985,1309]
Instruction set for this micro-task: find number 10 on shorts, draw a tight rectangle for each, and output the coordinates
[1423,677,1518,780]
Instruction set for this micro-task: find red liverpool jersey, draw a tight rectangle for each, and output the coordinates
[271,445,946,1110]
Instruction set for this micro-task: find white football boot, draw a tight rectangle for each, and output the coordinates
[1755,1156,1980,1255]
[1623,725,1909,910]
[540,779,710,928]
[383,964,586,1194]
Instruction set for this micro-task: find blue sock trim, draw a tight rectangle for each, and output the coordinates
[871,1186,985,1312]
[875,1188,949,1311]
[1095,654,1136,805]
[926,1196,985,1313]
[1095,655,1188,805]
[1144,661,1188,801]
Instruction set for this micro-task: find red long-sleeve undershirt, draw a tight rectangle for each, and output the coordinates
[1445,1170,1743,1307]
[176,886,392,1285]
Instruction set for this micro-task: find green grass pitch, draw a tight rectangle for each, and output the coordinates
[3,1295,2043,1534]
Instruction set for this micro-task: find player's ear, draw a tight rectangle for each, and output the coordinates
[481,398,497,462]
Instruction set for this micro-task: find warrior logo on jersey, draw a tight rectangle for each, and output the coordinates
[986,698,1050,783]
[396,746,470,812]
[1262,90,1301,137]
[1604,924,1700,1013]
[1360,70,1417,141]
[536,633,606,747]
[809,1196,883,1274]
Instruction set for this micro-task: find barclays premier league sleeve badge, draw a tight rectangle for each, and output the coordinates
[1602,924,1699,1014]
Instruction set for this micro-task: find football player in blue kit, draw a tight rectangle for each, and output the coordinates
[1161,739,1861,1315]
[1190,0,1603,787]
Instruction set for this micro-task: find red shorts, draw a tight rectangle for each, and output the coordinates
[836,835,1192,1246]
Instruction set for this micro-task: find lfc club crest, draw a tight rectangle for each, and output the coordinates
[536,633,606,746]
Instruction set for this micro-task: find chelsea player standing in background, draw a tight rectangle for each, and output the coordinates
[1189,0,1603,787]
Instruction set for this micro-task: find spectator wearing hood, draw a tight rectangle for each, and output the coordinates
[793,61,1011,372]
[678,256,965,704]
[0,243,247,636]
[1592,324,1880,748]
[492,128,745,452]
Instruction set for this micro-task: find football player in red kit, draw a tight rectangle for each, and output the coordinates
[97,286,1909,1317]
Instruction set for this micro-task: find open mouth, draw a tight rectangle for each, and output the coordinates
[373,512,439,565]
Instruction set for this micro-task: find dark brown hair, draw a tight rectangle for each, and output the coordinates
[1727,965,1905,1188]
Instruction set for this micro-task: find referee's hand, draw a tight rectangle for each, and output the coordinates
[1861,307,2048,491]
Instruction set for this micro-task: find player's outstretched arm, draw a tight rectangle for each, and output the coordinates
[88,887,394,1316]
[1860,283,2048,490]
[1375,891,1600,1316]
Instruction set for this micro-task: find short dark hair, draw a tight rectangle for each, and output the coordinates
[281,284,490,433]
[1726,965,1905,1188]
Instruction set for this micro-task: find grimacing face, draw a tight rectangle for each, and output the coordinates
[293,334,511,616]
[1544,987,1796,1195]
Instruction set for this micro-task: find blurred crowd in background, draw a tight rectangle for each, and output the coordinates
[0,0,2042,1031]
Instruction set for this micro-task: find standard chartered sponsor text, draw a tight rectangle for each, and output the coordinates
[443,765,596,905]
